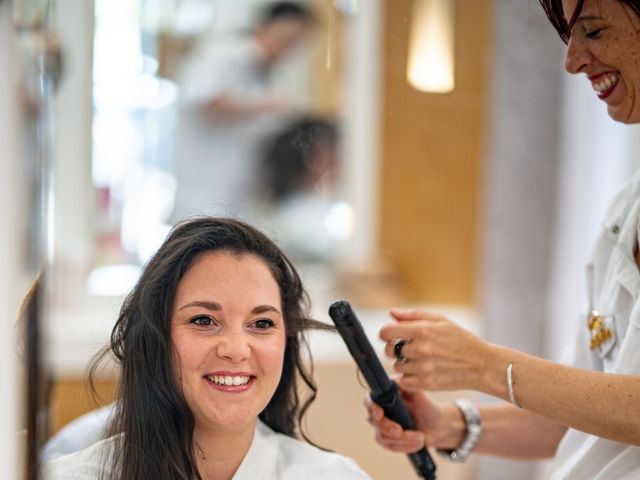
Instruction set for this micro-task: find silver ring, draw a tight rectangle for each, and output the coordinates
[394,340,408,363]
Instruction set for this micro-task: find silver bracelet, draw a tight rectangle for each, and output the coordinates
[507,362,522,408]
[436,399,482,462]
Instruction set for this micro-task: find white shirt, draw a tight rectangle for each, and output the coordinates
[549,172,640,479]
[42,420,371,479]
[171,34,287,221]
[40,404,115,462]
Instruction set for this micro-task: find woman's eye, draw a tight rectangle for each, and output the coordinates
[585,28,604,39]
[253,318,275,329]
[190,315,213,326]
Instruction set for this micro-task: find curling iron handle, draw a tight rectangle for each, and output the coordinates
[371,383,436,480]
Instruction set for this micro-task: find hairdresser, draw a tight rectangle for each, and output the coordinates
[366,1,640,478]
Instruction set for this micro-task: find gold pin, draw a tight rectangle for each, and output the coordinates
[590,328,613,350]
[587,312,614,350]
[588,315,603,331]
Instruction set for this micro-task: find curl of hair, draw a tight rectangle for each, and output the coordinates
[88,217,333,480]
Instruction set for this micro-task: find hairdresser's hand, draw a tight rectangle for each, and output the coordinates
[365,387,465,452]
[381,309,497,393]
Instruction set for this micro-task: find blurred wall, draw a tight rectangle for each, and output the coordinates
[379,0,491,304]
[1,1,25,477]
[478,1,563,479]
[51,0,94,303]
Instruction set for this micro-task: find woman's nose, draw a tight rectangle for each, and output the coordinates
[216,332,251,363]
[565,36,591,74]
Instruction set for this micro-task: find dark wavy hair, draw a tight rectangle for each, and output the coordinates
[262,116,338,202]
[259,1,315,26]
[539,0,640,43]
[89,217,332,480]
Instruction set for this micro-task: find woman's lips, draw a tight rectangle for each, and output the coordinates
[204,373,256,393]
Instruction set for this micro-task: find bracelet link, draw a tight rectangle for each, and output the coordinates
[436,399,482,462]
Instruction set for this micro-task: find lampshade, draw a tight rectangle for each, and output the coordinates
[407,0,455,93]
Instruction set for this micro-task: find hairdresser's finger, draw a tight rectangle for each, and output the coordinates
[384,338,422,361]
[364,396,385,421]
[379,323,427,345]
[366,413,404,438]
[390,309,443,322]
[375,430,425,452]
[395,374,425,392]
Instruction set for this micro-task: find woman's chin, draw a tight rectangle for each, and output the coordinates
[193,409,256,434]
[608,107,634,124]
[607,99,640,124]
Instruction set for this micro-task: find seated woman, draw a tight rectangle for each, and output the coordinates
[43,217,370,479]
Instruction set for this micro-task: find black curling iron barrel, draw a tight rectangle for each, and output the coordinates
[328,300,437,480]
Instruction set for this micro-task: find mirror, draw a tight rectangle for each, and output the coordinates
[88,0,352,296]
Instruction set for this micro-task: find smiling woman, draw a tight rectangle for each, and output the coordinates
[42,217,371,480]
[543,0,640,123]
[171,251,288,456]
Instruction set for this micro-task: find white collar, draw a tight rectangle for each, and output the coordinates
[232,420,280,479]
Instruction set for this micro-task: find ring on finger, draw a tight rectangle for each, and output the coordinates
[393,339,409,364]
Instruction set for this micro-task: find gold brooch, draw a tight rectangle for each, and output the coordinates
[588,311,614,350]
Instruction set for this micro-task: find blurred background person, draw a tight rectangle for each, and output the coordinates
[171,1,316,222]
[257,115,340,261]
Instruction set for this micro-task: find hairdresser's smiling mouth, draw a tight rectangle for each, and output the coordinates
[204,371,256,393]
[589,71,620,99]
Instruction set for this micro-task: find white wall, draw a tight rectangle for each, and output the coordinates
[52,0,95,287]
[479,2,563,479]
[339,0,382,265]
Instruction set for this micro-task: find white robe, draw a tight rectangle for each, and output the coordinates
[549,172,640,479]
[42,420,371,479]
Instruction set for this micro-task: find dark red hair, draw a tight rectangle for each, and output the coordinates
[539,0,640,43]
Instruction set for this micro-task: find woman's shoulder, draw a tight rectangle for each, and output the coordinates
[256,422,372,479]
[41,434,119,480]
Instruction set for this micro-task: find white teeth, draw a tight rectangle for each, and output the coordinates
[208,375,250,386]
[593,73,619,93]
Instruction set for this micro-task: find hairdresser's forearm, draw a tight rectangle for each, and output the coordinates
[482,346,640,445]
[472,404,566,459]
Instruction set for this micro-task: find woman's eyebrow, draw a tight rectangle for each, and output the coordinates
[252,304,282,315]
[179,300,222,311]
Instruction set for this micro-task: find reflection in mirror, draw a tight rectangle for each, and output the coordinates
[88,0,351,300]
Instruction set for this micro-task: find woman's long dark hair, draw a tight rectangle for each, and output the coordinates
[539,0,640,43]
[89,217,333,480]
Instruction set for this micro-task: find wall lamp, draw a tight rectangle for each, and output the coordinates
[407,0,455,93]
